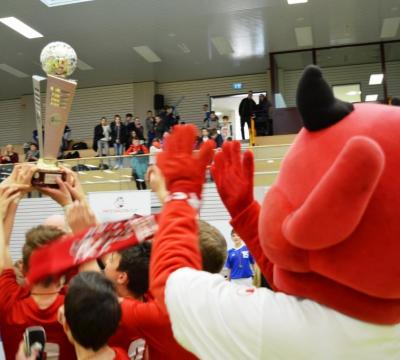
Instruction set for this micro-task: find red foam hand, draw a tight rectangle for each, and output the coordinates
[211,141,254,218]
[156,125,215,198]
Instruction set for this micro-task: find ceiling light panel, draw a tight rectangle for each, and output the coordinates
[295,26,313,47]
[287,0,308,4]
[40,0,95,7]
[381,17,400,38]
[0,64,29,78]
[211,36,234,55]
[369,74,384,85]
[133,46,162,63]
[365,94,378,102]
[0,17,43,39]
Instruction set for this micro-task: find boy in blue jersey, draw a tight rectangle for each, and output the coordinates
[225,230,255,286]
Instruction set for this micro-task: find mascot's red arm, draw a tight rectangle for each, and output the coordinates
[283,136,385,250]
[212,141,275,287]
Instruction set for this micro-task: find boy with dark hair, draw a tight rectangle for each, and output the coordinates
[106,213,227,360]
[60,271,129,359]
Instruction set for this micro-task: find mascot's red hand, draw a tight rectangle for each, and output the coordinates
[156,125,215,198]
[211,141,254,218]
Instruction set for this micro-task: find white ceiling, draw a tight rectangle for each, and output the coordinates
[1,0,400,100]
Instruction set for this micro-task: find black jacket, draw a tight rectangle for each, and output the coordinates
[239,97,257,118]
[110,122,128,145]
[93,124,109,151]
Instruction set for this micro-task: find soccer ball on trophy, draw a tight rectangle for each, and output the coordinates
[40,41,77,78]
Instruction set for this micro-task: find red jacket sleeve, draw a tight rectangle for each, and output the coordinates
[230,201,275,289]
[150,200,202,312]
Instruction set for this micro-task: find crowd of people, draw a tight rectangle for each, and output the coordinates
[0,129,261,359]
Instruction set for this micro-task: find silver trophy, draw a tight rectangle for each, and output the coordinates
[32,42,77,187]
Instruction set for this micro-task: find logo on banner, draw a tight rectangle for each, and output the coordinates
[114,196,125,209]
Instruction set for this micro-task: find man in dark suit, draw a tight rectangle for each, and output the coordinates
[239,91,256,140]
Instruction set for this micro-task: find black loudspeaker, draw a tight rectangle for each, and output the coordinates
[154,94,164,110]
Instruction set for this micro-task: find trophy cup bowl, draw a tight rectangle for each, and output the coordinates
[32,42,78,188]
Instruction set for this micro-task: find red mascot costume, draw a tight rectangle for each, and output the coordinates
[150,66,400,360]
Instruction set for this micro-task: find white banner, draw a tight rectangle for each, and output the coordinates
[88,190,151,222]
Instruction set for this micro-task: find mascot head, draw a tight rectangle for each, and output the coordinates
[259,65,400,324]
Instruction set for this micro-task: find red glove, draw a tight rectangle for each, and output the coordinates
[156,125,215,198]
[211,141,254,218]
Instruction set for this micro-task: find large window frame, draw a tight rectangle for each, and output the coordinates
[269,40,400,105]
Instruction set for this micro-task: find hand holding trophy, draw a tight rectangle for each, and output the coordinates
[31,42,78,188]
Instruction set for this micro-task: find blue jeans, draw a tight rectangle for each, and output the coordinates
[113,143,124,167]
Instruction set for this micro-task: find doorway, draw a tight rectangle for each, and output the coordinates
[211,92,265,140]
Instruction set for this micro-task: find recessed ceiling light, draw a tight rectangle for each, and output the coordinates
[287,0,308,4]
[365,94,378,102]
[369,73,384,85]
[211,36,234,55]
[0,17,43,39]
[381,17,400,38]
[346,91,361,96]
[133,46,162,63]
[0,63,29,78]
[77,59,93,71]
[40,0,95,7]
[295,26,313,47]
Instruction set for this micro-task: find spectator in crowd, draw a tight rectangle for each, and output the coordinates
[60,272,129,359]
[125,113,135,131]
[196,128,210,149]
[134,117,145,140]
[125,137,149,190]
[225,230,255,287]
[203,104,211,128]
[209,111,219,129]
[145,110,156,146]
[220,115,233,140]
[239,91,256,140]
[32,127,44,145]
[1,145,19,164]
[149,138,162,165]
[209,128,224,148]
[154,115,166,139]
[25,143,40,162]
[110,114,128,169]
[0,164,76,359]
[255,93,273,136]
[160,131,170,149]
[62,125,72,151]
[93,117,111,157]
[391,97,400,106]
[163,106,177,130]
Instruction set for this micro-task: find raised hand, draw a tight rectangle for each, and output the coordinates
[211,141,254,218]
[147,165,168,203]
[65,200,97,234]
[37,166,86,206]
[156,125,215,199]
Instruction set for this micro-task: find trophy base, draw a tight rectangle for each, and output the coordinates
[32,169,66,188]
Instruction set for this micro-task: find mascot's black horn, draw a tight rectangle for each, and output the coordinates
[296,65,354,131]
